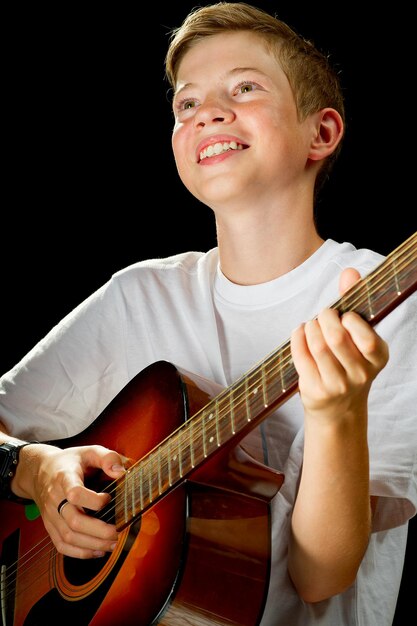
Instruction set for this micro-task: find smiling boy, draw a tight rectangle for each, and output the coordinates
[0,4,416,626]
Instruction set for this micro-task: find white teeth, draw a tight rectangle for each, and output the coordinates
[200,140,243,161]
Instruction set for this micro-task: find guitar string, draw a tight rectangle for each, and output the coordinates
[107,232,417,519]
[337,234,417,316]
[3,235,416,606]
[101,232,417,518]
[9,232,416,588]
[3,233,416,597]
[1,232,414,596]
[2,233,416,606]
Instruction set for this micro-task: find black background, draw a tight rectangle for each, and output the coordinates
[3,2,415,622]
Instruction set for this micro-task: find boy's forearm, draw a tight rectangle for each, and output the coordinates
[288,413,372,602]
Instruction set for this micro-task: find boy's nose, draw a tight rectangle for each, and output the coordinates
[194,98,235,128]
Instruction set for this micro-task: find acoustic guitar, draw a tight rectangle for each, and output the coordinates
[1,231,416,626]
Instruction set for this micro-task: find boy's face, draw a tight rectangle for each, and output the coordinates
[171,31,318,212]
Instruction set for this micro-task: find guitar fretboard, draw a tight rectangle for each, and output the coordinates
[116,231,417,527]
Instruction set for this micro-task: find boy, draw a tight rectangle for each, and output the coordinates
[0,3,415,625]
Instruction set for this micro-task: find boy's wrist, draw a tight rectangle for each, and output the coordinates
[0,441,40,504]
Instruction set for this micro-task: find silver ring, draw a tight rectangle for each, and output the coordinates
[57,498,69,517]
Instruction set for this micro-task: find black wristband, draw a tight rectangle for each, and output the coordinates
[0,441,40,504]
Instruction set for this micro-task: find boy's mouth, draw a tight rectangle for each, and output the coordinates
[198,141,246,163]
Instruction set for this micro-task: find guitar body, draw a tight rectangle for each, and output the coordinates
[0,361,283,626]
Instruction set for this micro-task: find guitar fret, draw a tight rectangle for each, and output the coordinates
[202,412,207,456]
[366,282,375,319]
[234,382,244,428]
[285,361,298,395]
[148,460,153,502]
[244,377,252,421]
[268,363,277,402]
[177,432,183,477]
[363,269,401,320]
[392,257,401,295]
[167,438,172,486]
[230,391,236,434]
[138,465,144,510]
[158,418,199,486]
[248,371,266,416]
[157,447,163,494]
[189,420,195,467]
[280,352,287,393]
[171,435,180,479]
[147,452,163,502]
[204,410,217,453]
[189,415,205,466]
[262,364,268,408]
[172,430,192,478]
[215,400,221,446]
[123,469,131,521]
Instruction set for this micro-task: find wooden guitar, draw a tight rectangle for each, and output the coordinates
[1,232,416,626]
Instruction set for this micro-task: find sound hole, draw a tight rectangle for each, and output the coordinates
[62,551,112,586]
[60,517,141,586]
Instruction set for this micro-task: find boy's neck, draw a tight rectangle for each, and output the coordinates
[216,214,323,286]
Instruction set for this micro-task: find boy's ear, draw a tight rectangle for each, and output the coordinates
[308,108,344,161]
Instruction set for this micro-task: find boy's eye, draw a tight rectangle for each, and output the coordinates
[234,81,259,96]
[174,98,198,113]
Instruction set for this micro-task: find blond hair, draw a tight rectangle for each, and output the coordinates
[165,2,345,194]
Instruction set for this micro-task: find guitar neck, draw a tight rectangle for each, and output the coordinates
[333,231,417,325]
[118,231,417,527]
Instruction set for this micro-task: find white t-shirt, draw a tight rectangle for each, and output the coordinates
[1,239,416,626]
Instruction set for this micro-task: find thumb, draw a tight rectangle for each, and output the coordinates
[339,267,361,296]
